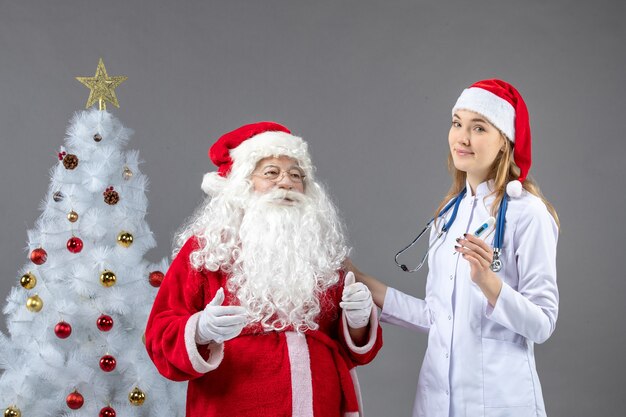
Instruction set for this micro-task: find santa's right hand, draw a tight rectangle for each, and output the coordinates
[195,288,248,344]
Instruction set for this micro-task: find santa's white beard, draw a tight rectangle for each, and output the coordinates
[228,189,345,332]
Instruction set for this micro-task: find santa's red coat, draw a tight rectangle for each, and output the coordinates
[145,237,383,417]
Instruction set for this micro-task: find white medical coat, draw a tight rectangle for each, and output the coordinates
[381,180,559,417]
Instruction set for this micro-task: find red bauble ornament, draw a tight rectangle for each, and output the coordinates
[99,354,117,372]
[66,390,84,409]
[29,248,47,265]
[99,406,116,417]
[66,237,84,254]
[148,270,164,287]
[97,314,114,331]
[54,321,72,339]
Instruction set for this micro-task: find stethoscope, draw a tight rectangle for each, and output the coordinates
[394,187,507,273]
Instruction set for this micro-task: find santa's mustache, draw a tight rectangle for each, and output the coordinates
[256,189,306,205]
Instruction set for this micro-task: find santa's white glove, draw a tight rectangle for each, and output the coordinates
[195,288,248,344]
[340,271,373,329]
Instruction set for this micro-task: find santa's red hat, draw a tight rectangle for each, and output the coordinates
[201,121,312,195]
[452,79,531,197]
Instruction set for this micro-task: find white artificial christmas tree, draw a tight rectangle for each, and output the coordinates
[0,60,185,417]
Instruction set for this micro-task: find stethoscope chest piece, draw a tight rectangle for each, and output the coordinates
[490,259,502,272]
[490,248,502,272]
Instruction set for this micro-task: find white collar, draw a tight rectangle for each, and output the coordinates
[465,179,495,198]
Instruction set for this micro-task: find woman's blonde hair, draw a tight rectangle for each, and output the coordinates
[435,135,560,229]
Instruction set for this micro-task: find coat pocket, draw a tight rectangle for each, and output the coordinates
[484,405,535,417]
[481,337,535,408]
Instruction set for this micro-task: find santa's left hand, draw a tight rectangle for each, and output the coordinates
[340,271,373,329]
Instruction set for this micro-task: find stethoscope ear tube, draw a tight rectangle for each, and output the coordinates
[394,189,466,273]
[395,222,433,272]
[396,188,508,274]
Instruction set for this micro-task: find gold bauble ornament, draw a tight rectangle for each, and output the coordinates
[67,211,79,222]
[128,387,146,406]
[20,272,37,289]
[99,270,117,287]
[4,406,21,417]
[123,166,133,180]
[26,294,43,312]
[116,231,134,248]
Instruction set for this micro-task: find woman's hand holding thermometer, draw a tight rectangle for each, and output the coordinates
[454,216,503,307]
[453,217,495,254]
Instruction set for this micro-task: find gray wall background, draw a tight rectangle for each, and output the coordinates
[1,1,624,415]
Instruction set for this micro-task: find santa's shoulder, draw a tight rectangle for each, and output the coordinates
[177,236,203,256]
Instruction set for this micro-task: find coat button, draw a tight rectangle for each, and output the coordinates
[448,315,452,320]
[449,275,454,280]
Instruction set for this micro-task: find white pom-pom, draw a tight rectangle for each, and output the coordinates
[506,180,523,198]
[201,172,226,196]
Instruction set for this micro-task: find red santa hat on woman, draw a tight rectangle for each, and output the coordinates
[201,121,313,196]
[452,79,531,198]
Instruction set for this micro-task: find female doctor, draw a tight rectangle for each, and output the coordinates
[348,79,559,417]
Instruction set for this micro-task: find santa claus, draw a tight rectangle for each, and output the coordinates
[145,122,382,417]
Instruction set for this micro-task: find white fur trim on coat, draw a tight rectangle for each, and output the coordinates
[341,306,379,354]
[185,312,225,373]
[285,332,314,417]
[349,368,364,417]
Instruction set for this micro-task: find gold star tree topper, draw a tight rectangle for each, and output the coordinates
[76,58,127,110]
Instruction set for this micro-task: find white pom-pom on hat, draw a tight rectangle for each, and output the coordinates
[506,180,523,198]
[201,172,227,196]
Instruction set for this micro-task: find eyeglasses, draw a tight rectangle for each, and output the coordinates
[252,165,306,183]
